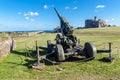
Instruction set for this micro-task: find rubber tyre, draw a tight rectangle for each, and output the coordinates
[47,40,52,53]
[55,44,65,62]
[84,42,96,59]
[47,40,51,46]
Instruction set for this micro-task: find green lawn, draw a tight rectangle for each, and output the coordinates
[0,27,120,80]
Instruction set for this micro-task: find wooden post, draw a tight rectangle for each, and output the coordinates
[36,41,40,65]
[108,43,112,58]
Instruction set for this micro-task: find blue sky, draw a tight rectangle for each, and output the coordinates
[0,0,120,31]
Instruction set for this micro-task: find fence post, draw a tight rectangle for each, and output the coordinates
[36,41,40,65]
[108,42,112,58]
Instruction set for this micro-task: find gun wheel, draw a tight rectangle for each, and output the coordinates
[84,42,96,59]
[47,40,52,53]
[55,44,65,62]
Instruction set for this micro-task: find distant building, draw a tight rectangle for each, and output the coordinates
[85,16,106,28]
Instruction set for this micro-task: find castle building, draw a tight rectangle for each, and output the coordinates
[85,16,106,28]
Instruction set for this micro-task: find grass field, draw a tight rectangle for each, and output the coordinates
[0,27,120,80]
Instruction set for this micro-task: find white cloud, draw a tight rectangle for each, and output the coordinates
[34,12,39,16]
[44,5,48,9]
[65,6,78,10]
[25,17,29,20]
[73,6,78,10]
[96,5,105,8]
[111,18,115,21]
[65,6,70,10]
[18,12,22,15]
[24,12,39,17]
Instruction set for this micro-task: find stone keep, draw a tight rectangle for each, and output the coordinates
[85,16,106,28]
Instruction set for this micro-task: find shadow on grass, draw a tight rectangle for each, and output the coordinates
[98,57,115,63]
[10,50,36,68]
[11,50,38,58]
[65,56,94,62]
[11,50,27,57]
[10,50,93,68]
[66,56,87,62]
[23,56,93,68]
[23,59,37,68]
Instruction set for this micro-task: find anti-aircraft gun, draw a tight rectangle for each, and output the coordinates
[46,8,97,62]
[26,8,114,70]
[54,8,77,51]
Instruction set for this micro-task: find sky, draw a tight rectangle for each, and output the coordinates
[0,0,120,31]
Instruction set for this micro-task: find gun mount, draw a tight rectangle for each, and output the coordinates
[31,8,114,64]
[26,8,115,70]
[43,8,97,62]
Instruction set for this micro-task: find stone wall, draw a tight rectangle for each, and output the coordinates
[5,32,38,37]
[0,38,16,61]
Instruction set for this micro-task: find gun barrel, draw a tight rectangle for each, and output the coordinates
[54,8,61,20]
[54,7,72,36]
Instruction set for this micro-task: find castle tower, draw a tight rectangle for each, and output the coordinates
[94,16,97,21]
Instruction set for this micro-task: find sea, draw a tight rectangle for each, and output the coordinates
[0,30,54,33]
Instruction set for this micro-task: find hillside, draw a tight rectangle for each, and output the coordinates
[0,27,120,80]
[75,27,120,49]
[75,27,120,36]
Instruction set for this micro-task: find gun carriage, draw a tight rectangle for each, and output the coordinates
[38,8,97,62]
[27,8,115,71]
[29,8,114,69]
